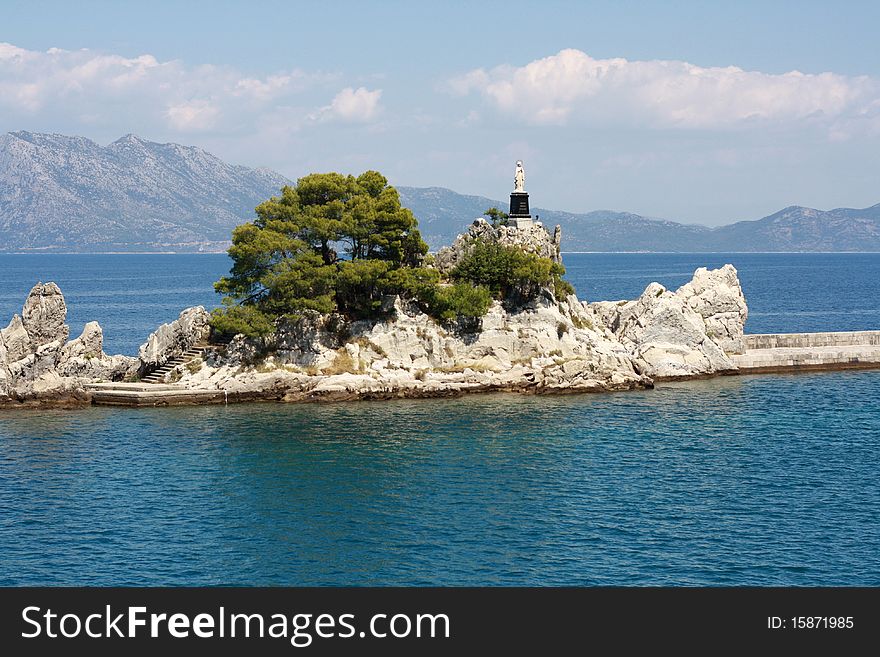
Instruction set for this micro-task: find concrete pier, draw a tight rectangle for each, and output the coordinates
[84,382,228,407]
[733,331,880,374]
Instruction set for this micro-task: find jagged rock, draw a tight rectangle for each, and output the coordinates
[55,321,138,381]
[204,293,649,395]
[675,265,748,354]
[0,361,9,399]
[0,283,144,404]
[60,321,104,361]
[137,306,211,370]
[3,260,751,406]
[7,340,63,385]
[56,354,136,381]
[590,268,741,378]
[21,282,69,347]
[434,217,562,274]
[1,315,32,362]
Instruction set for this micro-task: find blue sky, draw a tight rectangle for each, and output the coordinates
[2,0,879,225]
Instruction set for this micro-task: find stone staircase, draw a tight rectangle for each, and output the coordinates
[141,342,209,384]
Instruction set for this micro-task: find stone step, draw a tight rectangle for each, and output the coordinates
[142,345,209,384]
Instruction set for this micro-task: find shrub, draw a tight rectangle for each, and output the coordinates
[555,278,575,298]
[427,283,493,321]
[323,348,359,375]
[210,303,276,338]
[450,241,572,306]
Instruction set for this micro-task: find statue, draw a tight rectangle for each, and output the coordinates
[514,160,525,192]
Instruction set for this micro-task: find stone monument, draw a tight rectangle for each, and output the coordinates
[508,160,534,229]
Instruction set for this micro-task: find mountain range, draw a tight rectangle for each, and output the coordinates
[1,131,878,253]
[0,131,288,252]
[397,187,880,252]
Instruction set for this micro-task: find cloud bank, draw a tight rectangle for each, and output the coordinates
[0,42,382,135]
[448,48,880,133]
[309,87,383,123]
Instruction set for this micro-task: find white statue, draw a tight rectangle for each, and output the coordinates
[514,160,525,192]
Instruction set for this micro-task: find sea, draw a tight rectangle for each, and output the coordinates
[0,253,878,585]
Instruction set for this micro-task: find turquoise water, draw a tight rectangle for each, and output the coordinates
[1,373,878,586]
[1,253,879,585]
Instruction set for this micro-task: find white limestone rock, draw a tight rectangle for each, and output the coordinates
[590,266,745,378]
[138,306,211,369]
[60,321,104,361]
[0,284,143,403]
[7,340,63,386]
[208,293,649,396]
[1,315,33,363]
[56,322,138,381]
[21,282,69,347]
[675,264,748,354]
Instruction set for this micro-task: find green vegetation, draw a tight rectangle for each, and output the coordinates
[483,206,509,227]
[212,171,433,336]
[427,283,493,321]
[449,241,572,307]
[212,171,573,337]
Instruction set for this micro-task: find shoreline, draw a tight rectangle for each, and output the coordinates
[3,356,879,410]
[5,265,877,412]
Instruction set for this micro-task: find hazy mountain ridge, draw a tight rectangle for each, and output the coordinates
[399,186,880,252]
[0,131,291,252]
[1,131,878,253]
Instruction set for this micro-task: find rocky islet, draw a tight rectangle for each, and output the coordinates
[0,222,750,406]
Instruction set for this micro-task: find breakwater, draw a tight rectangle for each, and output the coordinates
[733,331,880,373]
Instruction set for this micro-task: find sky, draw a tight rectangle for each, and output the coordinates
[1,0,879,225]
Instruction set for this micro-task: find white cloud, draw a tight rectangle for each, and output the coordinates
[0,43,31,61]
[166,99,221,131]
[310,86,383,123]
[0,42,331,134]
[448,48,880,130]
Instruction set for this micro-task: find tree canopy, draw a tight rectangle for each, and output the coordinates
[211,171,572,338]
[213,171,439,336]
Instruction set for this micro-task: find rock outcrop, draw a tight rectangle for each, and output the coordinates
[590,265,747,378]
[188,292,649,399]
[57,322,136,381]
[21,282,69,346]
[137,306,211,373]
[435,217,562,274]
[1,262,749,406]
[0,283,137,404]
[675,265,748,354]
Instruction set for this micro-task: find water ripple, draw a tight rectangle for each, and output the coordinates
[1,371,879,586]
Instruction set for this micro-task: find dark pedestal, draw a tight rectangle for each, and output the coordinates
[509,191,530,218]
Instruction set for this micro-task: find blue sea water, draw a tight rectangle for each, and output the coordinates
[2,253,880,355]
[1,253,879,585]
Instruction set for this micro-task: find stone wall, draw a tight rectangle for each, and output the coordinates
[744,331,880,350]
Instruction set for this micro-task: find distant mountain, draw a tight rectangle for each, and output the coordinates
[396,187,501,249]
[0,131,290,252]
[399,186,880,252]
[397,187,713,251]
[710,204,880,252]
[1,131,878,252]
